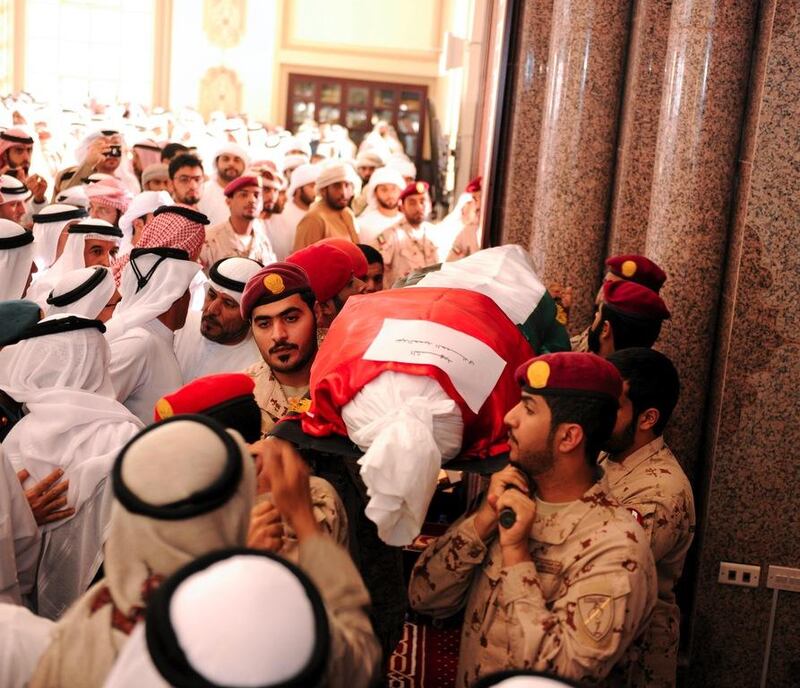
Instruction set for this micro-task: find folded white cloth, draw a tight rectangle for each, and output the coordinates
[342,371,463,546]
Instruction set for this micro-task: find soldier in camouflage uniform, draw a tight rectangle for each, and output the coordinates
[409,352,657,687]
[602,348,695,687]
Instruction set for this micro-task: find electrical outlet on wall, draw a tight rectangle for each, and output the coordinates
[766,565,800,592]
[718,561,761,588]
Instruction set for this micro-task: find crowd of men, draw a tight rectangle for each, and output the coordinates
[0,103,695,688]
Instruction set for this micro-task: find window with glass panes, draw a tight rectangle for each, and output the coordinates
[286,73,427,167]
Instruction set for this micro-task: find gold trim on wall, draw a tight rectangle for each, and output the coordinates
[153,0,173,107]
[280,0,444,63]
[203,0,247,49]
[198,65,243,118]
[12,0,24,92]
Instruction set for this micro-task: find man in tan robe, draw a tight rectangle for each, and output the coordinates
[293,162,359,250]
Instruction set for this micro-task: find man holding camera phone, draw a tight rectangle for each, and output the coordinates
[54,130,135,197]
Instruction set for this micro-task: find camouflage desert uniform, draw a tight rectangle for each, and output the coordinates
[256,476,350,563]
[600,437,695,688]
[409,474,657,688]
[446,221,480,261]
[376,219,439,287]
[244,360,310,438]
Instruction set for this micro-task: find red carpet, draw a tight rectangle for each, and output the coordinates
[388,619,461,688]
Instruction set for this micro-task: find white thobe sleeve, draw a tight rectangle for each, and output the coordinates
[0,449,41,605]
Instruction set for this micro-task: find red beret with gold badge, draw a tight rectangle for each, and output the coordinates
[399,180,429,203]
[317,237,368,280]
[287,243,353,303]
[515,352,623,401]
[240,262,312,320]
[602,279,670,321]
[605,254,666,293]
[153,373,262,443]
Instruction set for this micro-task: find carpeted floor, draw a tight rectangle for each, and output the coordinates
[388,618,462,688]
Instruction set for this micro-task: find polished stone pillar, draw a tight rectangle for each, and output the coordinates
[606,0,672,255]
[644,0,759,476]
[529,0,633,329]
[686,2,800,685]
[497,0,553,246]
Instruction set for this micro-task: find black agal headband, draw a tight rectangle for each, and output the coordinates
[146,548,330,688]
[46,266,108,308]
[112,414,243,521]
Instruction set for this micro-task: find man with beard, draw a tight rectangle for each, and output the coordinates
[409,352,657,687]
[167,153,205,207]
[351,150,384,216]
[240,262,320,437]
[600,348,695,688]
[571,254,667,352]
[174,256,263,382]
[198,143,249,225]
[293,162,359,250]
[0,129,48,220]
[585,280,670,357]
[266,163,319,260]
[200,175,276,270]
[357,166,404,246]
[376,180,439,286]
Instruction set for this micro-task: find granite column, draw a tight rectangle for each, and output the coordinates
[529,0,633,330]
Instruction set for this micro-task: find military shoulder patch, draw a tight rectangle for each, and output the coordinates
[577,593,614,642]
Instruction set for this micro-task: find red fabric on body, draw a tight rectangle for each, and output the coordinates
[302,287,534,458]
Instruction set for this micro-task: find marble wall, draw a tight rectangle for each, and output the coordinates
[496,0,552,247]
[496,0,800,684]
[688,1,800,685]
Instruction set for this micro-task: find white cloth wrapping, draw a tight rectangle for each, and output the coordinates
[1,316,143,616]
[413,244,547,325]
[0,220,33,300]
[0,448,40,606]
[104,251,201,342]
[44,266,116,320]
[0,603,54,688]
[342,371,463,546]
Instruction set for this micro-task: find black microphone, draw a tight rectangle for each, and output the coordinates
[498,466,531,529]
[498,485,521,529]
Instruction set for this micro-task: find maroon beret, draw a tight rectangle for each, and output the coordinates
[223,175,262,198]
[240,262,312,319]
[287,243,353,303]
[399,180,429,203]
[602,279,670,321]
[515,352,623,401]
[465,176,482,193]
[605,254,666,293]
[317,237,368,280]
